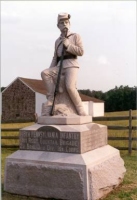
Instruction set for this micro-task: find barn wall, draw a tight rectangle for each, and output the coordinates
[35,93,47,117]
[83,101,104,117]
[2,79,35,122]
[91,102,104,117]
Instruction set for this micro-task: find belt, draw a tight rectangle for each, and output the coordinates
[57,55,77,63]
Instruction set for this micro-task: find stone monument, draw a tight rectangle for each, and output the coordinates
[4,13,126,200]
[4,118,126,200]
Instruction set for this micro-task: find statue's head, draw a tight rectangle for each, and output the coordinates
[57,12,71,32]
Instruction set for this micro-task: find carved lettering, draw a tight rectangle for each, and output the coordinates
[20,128,80,153]
[28,138,38,144]
[66,146,79,153]
[58,146,64,152]
[60,139,78,147]
[47,145,54,151]
[40,138,58,145]
[60,132,79,140]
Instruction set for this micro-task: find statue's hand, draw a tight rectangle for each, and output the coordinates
[62,38,69,48]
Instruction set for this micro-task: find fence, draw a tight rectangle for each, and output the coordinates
[93,110,137,154]
[1,110,137,154]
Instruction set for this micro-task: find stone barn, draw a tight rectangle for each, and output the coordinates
[1,77,47,122]
[1,77,104,122]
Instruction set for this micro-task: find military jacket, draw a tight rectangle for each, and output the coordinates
[49,31,84,68]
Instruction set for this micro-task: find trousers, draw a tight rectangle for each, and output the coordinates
[41,66,86,115]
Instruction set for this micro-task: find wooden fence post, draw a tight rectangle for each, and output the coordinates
[128,109,132,154]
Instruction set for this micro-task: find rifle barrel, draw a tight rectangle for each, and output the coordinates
[50,29,68,116]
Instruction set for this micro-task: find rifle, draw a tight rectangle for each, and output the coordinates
[50,29,67,116]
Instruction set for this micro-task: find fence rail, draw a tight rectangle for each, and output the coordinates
[1,128,20,132]
[1,109,137,154]
[93,109,137,154]
[93,116,137,121]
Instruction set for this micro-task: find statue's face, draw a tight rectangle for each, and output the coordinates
[58,19,70,32]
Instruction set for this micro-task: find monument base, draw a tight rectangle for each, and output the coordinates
[38,115,92,125]
[4,145,126,200]
[19,123,107,154]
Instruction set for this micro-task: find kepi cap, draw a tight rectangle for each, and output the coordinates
[57,12,71,24]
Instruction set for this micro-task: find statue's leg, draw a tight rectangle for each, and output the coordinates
[65,67,87,116]
[41,67,59,105]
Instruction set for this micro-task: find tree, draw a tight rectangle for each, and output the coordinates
[1,87,6,92]
[79,85,136,112]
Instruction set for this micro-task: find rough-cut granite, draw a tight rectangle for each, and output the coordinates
[4,145,126,200]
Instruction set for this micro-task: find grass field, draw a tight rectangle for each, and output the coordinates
[1,110,137,200]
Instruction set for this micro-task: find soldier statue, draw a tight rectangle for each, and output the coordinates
[41,13,86,116]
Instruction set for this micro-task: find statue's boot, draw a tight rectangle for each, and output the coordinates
[75,102,87,116]
[66,87,87,116]
[76,104,87,116]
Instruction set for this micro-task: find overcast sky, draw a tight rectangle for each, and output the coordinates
[1,1,136,92]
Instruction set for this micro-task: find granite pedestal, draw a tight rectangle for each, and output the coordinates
[19,122,107,154]
[4,116,126,200]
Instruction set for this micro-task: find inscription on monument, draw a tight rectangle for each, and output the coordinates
[81,124,107,153]
[20,126,80,153]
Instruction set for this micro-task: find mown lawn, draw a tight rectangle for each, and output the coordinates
[1,110,137,199]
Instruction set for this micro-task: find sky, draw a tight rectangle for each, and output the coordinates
[1,1,136,92]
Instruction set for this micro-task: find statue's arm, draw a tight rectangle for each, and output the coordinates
[66,33,84,56]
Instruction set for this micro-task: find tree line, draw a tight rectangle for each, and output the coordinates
[1,85,136,112]
[79,85,137,112]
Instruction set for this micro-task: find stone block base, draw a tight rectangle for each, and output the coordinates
[4,145,126,200]
[19,123,107,154]
[38,115,92,125]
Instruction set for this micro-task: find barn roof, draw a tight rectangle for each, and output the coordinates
[19,77,47,95]
[79,93,104,102]
[4,77,104,103]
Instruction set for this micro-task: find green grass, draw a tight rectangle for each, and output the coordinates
[1,122,35,128]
